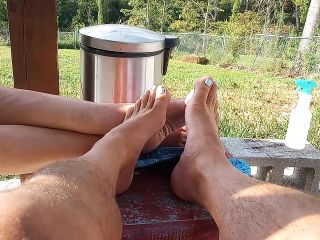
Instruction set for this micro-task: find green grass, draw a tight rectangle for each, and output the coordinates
[0,46,319,152]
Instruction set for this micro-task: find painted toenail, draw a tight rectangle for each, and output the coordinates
[156,85,166,95]
[144,89,150,94]
[152,85,157,90]
[204,78,213,87]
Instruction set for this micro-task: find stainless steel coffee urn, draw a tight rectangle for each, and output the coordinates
[80,24,179,103]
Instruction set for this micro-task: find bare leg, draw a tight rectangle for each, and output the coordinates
[0,85,170,239]
[171,78,320,240]
[0,87,185,174]
[0,87,131,135]
[0,125,99,174]
[0,87,184,137]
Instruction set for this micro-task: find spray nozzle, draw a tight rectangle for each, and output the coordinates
[295,79,317,95]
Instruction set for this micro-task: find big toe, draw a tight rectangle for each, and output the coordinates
[153,85,171,113]
[189,76,214,107]
[207,79,218,106]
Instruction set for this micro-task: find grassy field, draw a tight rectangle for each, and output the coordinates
[0,46,319,152]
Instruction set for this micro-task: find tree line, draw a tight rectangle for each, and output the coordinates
[57,0,318,36]
[0,0,319,74]
[0,0,318,36]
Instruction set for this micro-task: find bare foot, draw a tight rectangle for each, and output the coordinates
[142,87,185,152]
[159,79,221,149]
[160,127,187,147]
[108,85,171,193]
[171,77,230,202]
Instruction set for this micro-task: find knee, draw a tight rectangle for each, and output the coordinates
[0,199,30,239]
[0,192,47,240]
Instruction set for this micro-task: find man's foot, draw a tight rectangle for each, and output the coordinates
[142,87,185,152]
[158,77,222,150]
[93,85,171,194]
[171,77,230,202]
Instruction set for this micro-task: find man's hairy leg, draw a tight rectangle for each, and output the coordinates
[0,85,170,239]
[171,78,320,240]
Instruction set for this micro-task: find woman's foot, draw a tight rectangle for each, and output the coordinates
[142,88,185,152]
[171,77,230,202]
[89,85,171,194]
[160,126,187,147]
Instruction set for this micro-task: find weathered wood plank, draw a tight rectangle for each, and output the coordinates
[7,0,59,94]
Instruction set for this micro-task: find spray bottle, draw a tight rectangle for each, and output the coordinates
[285,79,317,150]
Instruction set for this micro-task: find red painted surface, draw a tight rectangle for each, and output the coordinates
[117,170,220,240]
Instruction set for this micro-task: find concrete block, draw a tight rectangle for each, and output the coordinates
[222,138,320,195]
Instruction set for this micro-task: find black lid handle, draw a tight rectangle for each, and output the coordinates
[163,35,180,75]
[164,35,180,49]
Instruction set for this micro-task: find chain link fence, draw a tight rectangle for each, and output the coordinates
[0,28,10,46]
[174,33,320,75]
[58,31,80,49]
[0,29,81,49]
[1,29,320,74]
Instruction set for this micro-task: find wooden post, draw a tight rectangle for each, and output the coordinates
[7,0,59,182]
[7,0,59,94]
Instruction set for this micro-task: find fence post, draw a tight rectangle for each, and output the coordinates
[74,29,76,49]
[222,34,227,52]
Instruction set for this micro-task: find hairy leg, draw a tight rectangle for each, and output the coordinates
[0,85,170,239]
[171,78,320,240]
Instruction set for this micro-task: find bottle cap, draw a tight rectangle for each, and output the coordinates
[295,79,317,95]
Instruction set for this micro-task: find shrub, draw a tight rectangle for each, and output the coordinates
[227,11,264,36]
[182,55,209,65]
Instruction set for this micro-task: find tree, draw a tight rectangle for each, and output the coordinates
[169,0,227,33]
[245,0,250,11]
[294,0,320,73]
[57,0,78,30]
[72,0,98,28]
[232,0,241,16]
[293,0,310,24]
[97,0,106,24]
[160,0,166,33]
[299,0,320,53]
[122,0,150,28]
[98,0,129,24]
[124,0,179,32]
[0,0,7,28]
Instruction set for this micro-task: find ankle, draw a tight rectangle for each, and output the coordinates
[195,156,235,204]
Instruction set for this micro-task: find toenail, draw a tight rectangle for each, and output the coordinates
[152,85,157,90]
[156,85,166,94]
[140,89,150,98]
[204,78,213,87]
